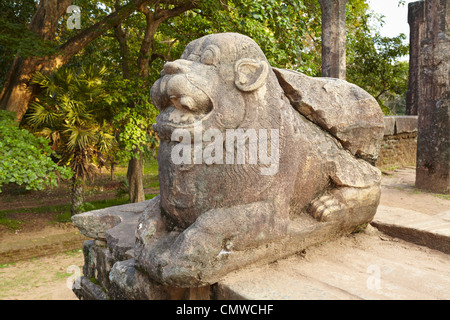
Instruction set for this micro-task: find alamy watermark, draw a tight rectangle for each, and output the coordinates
[67,5,81,30]
[66,265,81,290]
[170,123,279,175]
[366,264,381,291]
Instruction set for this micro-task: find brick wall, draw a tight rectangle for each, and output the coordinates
[376,116,418,170]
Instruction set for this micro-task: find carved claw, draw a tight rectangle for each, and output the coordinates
[308,194,343,222]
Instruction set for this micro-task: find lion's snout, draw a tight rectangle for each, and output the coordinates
[163,60,192,75]
[151,59,212,118]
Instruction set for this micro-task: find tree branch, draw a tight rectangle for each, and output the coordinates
[136,1,197,77]
[56,0,154,66]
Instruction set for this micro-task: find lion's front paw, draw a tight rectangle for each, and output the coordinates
[308,194,343,222]
[148,226,221,286]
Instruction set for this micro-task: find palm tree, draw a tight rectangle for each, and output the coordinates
[27,65,117,216]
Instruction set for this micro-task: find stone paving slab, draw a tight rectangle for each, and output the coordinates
[371,205,450,254]
[216,201,450,300]
[216,225,450,300]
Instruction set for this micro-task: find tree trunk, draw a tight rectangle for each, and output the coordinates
[127,155,145,203]
[110,161,116,180]
[71,176,84,216]
[136,1,196,79]
[0,57,40,122]
[0,0,153,122]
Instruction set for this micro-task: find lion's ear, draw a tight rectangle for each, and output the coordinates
[234,59,269,92]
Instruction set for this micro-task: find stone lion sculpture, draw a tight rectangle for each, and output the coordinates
[134,33,384,287]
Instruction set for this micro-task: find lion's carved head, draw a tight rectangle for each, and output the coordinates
[151,33,281,142]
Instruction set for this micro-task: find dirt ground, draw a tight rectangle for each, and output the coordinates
[0,167,448,300]
[0,250,83,300]
[0,175,156,300]
[379,166,450,215]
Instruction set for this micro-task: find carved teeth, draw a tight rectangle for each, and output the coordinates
[167,106,198,125]
[180,96,195,111]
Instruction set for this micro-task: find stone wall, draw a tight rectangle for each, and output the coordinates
[376,116,418,170]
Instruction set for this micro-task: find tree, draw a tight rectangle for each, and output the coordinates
[115,0,197,203]
[148,0,325,76]
[3,0,408,206]
[27,65,116,215]
[347,22,409,114]
[0,0,153,122]
[105,78,158,203]
[0,109,72,192]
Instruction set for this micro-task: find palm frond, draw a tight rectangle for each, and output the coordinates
[29,64,116,184]
[31,71,61,98]
[28,101,61,128]
[63,124,97,152]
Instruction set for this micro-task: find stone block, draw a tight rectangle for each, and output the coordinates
[383,116,396,135]
[395,115,418,134]
[72,276,109,300]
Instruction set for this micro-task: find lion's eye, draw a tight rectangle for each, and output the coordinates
[200,45,220,66]
[200,49,215,65]
[187,53,200,61]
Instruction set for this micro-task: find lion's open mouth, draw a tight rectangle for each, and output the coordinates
[153,103,212,141]
[163,106,206,126]
[151,71,214,140]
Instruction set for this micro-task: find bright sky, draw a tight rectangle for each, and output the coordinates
[367,0,417,60]
[367,0,417,40]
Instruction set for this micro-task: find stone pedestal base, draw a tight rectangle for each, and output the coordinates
[71,196,376,300]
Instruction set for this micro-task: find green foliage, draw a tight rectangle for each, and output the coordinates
[0,110,72,193]
[149,0,324,76]
[27,65,116,181]
[0,211,24,231]
[113,107,155,159]
[220,0,322,74]
[346,2,410,114]
[0,0,57,86]
[347,31,409,114]
[2,0,412,177]
[104,78,159,161]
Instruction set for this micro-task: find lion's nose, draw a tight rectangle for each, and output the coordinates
[163,61,190,75]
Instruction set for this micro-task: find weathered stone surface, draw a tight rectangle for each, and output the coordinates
[81,240,96,280]
[406,0,425,116]
[372,205,450,254]
[72,201,147,241]
[72,33,384,297]
[81,240,115,292]
[132,32,383,287]
[72,276,109,300]
[72,211,120,240]
[375,116,418,170]
[215,227,450,300]
[318,0,349,79]
[108,259,171,300]
[273,68,384,163]
[394,115,418,134]
[383,116,396,136]
[72,201,152,299]
[105,208,143,261]
[415,0,450,194]
[376,132,417,170]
